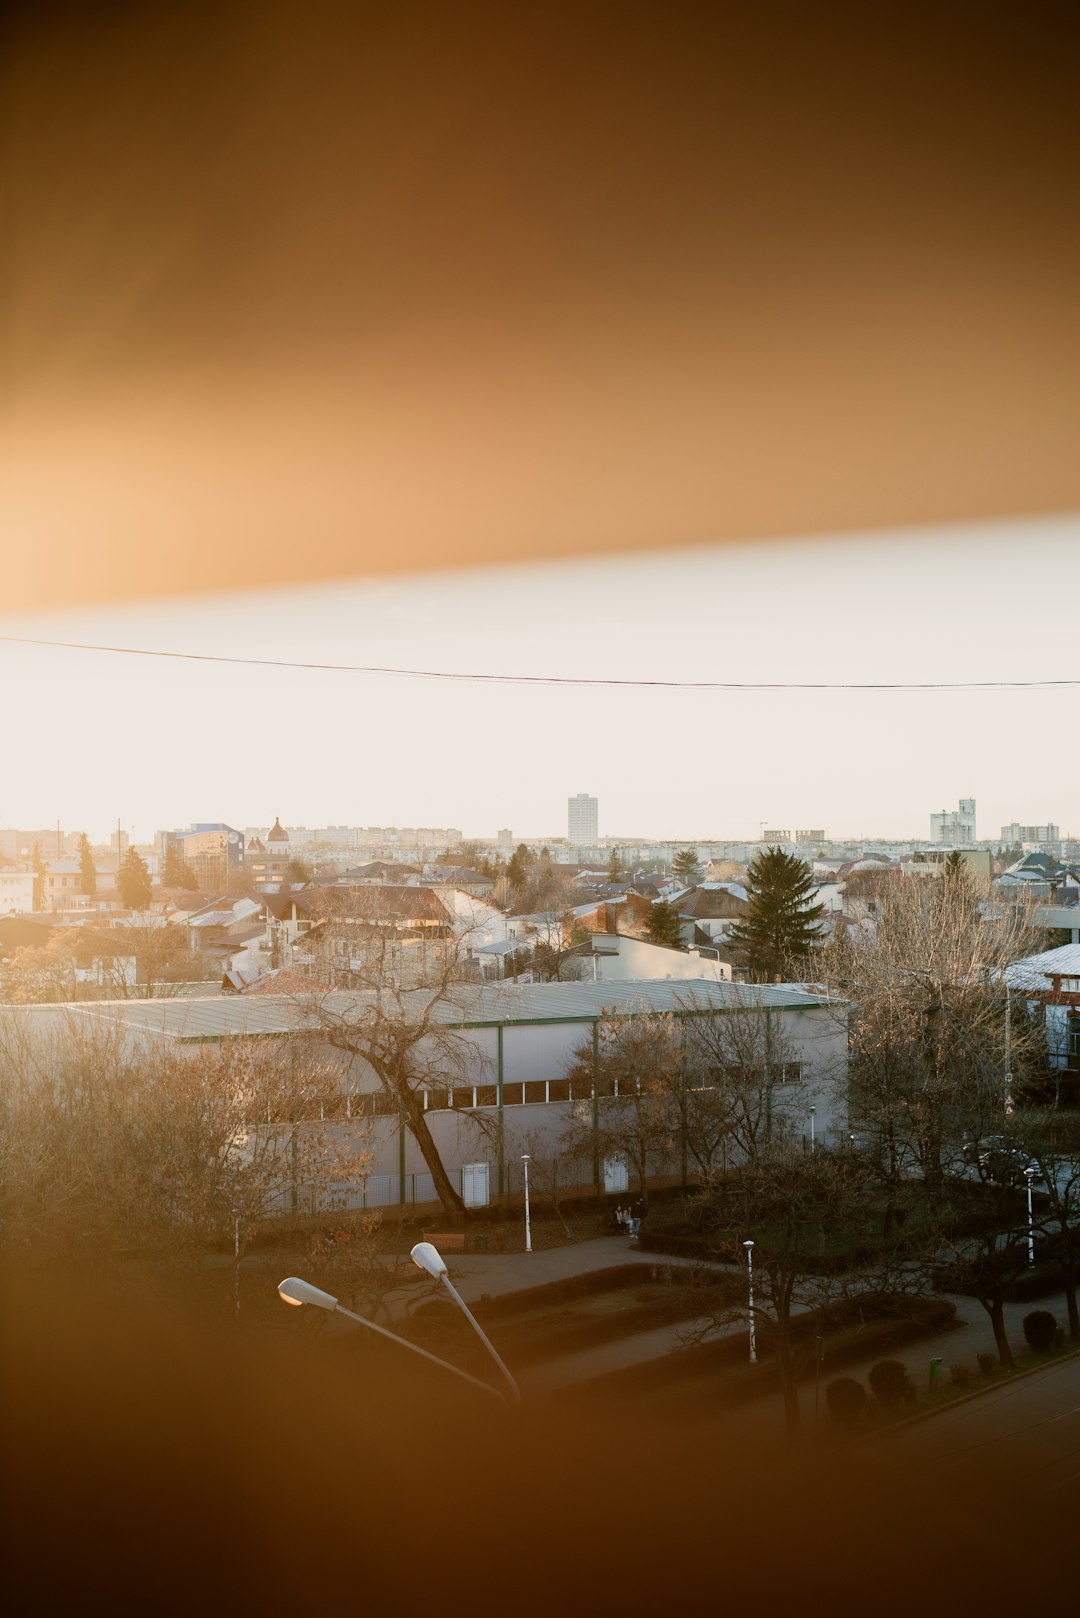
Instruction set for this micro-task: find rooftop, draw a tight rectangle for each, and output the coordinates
[0,977,836,1042]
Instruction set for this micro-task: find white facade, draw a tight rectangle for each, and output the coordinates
[1,980,848,1212]
[1000,822,1060,843]
[567,793,598,842]
[0,871,36,914]
[930,798,976,844]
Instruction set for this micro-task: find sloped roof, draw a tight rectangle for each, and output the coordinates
[1003,943,1080,990]
[338,861,421,879]
[278,885,452,925]
[266,818,289,843]
[0,916,58,955]
[0,976,836,1040]
[672,886,749,919]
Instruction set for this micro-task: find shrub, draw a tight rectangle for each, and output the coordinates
[868,1360,912,1409]
[825,1377,868,1429]
[977,1352,996,1377]
[1022,1310,1058,1353]
[949,1364,972,1387]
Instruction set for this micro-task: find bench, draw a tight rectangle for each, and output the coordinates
[423,1231,466,1254]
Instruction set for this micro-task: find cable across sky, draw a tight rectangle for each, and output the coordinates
[1,635,1077,692]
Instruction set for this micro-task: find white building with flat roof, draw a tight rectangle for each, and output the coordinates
[930,799,976,844]
[568,793,598,842]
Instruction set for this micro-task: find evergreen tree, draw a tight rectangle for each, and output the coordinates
[727,848,825,981]
[118,848,153,912]
[77,833,97,897]
[162,844,199,891]
[506,843,532,893]
[606,847,624,883]
[672,848,702,885]
[646,900,685,950]
[285,857,311,884]
[32,842,47,911]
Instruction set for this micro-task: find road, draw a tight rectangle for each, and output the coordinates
[874,1352,1080,1491]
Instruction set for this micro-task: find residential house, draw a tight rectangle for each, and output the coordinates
[0,870,36,914]
[1003,942,1080,1102]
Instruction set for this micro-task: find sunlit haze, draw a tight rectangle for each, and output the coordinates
[3,513,1076,845]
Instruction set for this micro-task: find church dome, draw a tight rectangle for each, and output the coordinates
[266,817,289,843]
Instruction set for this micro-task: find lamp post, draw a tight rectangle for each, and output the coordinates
[1024,1166,1036,1268]
[1004,983,1015,1121]
[277,1276,507,1403]
[411,1242,521,1405]
[521,1154,532,1253]
[743,1238,757,1364]
[233,1208,241,1319]
[809,1106,816,1152]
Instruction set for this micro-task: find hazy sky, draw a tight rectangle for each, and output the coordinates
[3,513,1076,845]
[6,8,1078,850]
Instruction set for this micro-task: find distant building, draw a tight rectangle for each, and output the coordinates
[568,793,598,842]
[0,870,36,914]
[930,799,976,844]
[762,829,791,842]
[1000,821,1060,844]
[796,829,826,843]
[497,828,514,850]
[176,824,246,892]
[903,848,992,886]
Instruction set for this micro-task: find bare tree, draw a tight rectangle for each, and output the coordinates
[821,872,1046,1189]
[679,1145,914,1439]
[0,1010,369,1294]
[561,1011,684,1192]
[0,923,214,1003]
[1019,1107,1080,1340]
[286,893,501,1223]
[677,987,806,1166]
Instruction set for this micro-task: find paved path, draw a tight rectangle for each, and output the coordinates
[874,1353,1080,1489]
[378,1233,1080,1438]
[419,1234,681,1302]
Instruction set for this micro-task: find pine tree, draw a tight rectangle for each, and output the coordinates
[672,848,702,885]
[78,833,97,897]
[727,848,825,981]
[646,900,685,950]
[607,847,624,884]
[162,845,199,890]
[32,842,47,911]
[506,843,532,893]
[118,848,153,912]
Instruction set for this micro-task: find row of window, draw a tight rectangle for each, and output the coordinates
[344,1064,806,1117]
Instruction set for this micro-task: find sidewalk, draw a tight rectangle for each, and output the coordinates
[379,1231,1078,1428]
[427,1233,690,1302]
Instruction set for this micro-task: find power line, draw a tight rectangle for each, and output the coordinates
[0,634,1076,692]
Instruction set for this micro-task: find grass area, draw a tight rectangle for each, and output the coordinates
[856,1339,1080,1432]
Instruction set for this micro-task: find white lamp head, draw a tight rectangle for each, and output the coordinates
[278,1276,339,1311]
[743,1239,754,1250]
[521,1153,531,1162]
[410,1241,448,1278]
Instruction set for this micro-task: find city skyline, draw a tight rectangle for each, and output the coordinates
[2,512,1077,846]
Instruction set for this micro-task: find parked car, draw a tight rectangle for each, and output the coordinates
[960,1134,1041,1185]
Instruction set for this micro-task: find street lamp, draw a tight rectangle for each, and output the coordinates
[410,1242,521,1405]
[277,1276,506,1403]
[743,1239,757,1364]
[809,1106,816,1152]
[521,1154,532,1254]
[1024,1166,1037,1268]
